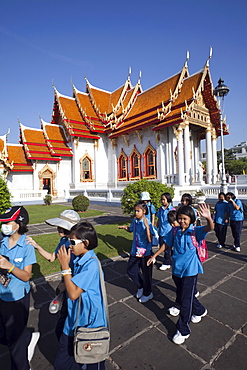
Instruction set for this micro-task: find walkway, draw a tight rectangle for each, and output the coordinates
[27,204,132,236]
[0,205,246,369]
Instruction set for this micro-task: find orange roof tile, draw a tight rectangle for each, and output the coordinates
[21,126,61,161]
[109,85,125,111]
[89,87,111,113]
[126,73,181,119]
[0,138,4,153]
[175,72,203,105]
[75,91,98,118]
[43,123,73,157]
[59,96,84,122]
[7,144,33,172]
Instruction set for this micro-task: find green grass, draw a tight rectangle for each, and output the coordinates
[31,223,132,280]
[25,204,104,224]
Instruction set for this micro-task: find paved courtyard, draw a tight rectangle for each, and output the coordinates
[0,205,246,369]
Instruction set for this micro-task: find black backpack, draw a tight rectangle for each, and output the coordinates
[242,203,247,219]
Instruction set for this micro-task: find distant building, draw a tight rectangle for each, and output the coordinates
[0,56,228,203]
[230,141,247,160]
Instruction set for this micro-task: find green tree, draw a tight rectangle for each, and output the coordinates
[227,158,247,175]
[121,179,174,215]
[217,149,235,172]
[0,176,12,214]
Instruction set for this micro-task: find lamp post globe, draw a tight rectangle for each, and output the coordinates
[213,78,230,194]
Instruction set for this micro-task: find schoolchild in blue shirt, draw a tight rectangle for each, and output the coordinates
[140,191,156,226]
[213,192,229,249]
[0,206,39,369]
[119,201,154,303]
[226,192,244,252]
[180,193,198,223]
[27,209,80,340]
[27,209,80,266]
[149,203,214,344]
[54,222,107,370]
[156,192,174,271]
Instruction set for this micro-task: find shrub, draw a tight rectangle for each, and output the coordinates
[44,194,52,205]
[72,195,90,212]
[121,179,175,215]
[0,176,12,213]
[194,190,205,197]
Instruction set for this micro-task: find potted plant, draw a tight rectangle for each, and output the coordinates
[194,190,206,204]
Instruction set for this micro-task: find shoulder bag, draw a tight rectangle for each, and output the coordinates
[74,258,110,364]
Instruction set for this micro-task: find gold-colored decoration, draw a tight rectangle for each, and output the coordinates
[135,130,143,143]
[94,139,99,149]
[111,138,117,149]
[123,135,129,147]
[74,137,79,149]
[38,164,57,196]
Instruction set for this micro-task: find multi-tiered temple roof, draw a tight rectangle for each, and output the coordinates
[1,58,228,174]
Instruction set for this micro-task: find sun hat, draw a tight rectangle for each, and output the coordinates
[45,210,80,231]
[0,206,29,224]
[140,191,151,201]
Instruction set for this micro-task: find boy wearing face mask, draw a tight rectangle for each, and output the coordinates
[0,206,39,370]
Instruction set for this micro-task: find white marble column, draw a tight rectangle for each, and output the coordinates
[177,125,185,186]
[156,132,165,182]
[211,128,218,184]
[206,124,213,184]
[108,139,118,187]
[183,121,191,184]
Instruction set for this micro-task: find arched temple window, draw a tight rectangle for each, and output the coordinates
[129,146,141,180]
[143,142,157,179]
[118,150,128,181]
[80,154,93,182]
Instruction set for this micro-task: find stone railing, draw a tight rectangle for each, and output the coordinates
[68,189,124,203]
[12,190,48,205]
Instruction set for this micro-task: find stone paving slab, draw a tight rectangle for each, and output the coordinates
[0,206,246,370]
[213,334,247,370]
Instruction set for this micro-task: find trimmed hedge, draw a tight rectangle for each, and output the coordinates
[72,195,90,212]
[121,179,174,215]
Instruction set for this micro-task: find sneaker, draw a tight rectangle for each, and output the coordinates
[172,330,190,344]
[139,292,153,303]
[232,245,241,252]
[216,244,222,249]
[191,309,208,324]
[28,332,40,362]
[168,306,180,316]
[195,291,200,298]
[136,288,143,299]
[159,264,171,271]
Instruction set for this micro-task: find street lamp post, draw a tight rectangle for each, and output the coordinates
[213,78,230,194]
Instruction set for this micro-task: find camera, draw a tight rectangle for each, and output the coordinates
[0,255,11,287]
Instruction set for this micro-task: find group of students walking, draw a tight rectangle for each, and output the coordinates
[119,190,245,345]
[0,189,245,369]
[214,191,244,252]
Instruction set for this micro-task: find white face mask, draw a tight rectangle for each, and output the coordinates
[1,224,17,236]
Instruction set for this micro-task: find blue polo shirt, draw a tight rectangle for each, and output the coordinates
[215,200,229,225]
[0,234,36,301]
[129,218,153,256]
[227,199,244,221]
[145,202,156,224]
[156,204,174,236]
[164,225,207,278]
[54,236,75,270]
[63,250,107,337]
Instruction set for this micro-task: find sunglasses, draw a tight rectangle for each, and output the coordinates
[69,239,85,246]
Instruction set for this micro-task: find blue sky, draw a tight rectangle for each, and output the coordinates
[0,0,246,149]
